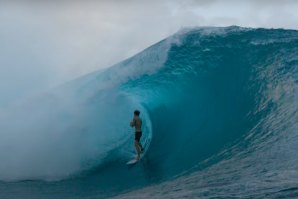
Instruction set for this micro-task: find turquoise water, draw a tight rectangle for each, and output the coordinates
[0,26,297,198]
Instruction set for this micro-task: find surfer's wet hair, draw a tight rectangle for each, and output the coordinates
[134,110,140,116]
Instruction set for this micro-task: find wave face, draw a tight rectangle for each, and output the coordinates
[0,26,297,198]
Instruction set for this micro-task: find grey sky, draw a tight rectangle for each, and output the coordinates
[1,0,298,105]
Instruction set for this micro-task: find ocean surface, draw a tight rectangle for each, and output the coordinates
[0,26,297,199]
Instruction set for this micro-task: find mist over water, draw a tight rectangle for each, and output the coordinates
[0,32,170,181]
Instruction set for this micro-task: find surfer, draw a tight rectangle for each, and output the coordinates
[130,110,144,161]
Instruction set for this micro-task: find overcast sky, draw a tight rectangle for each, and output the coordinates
[1,0,298,105]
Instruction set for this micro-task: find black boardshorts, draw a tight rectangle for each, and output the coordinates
[135,131,142,142]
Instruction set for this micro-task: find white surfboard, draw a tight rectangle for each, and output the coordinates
[126,159,138,165]
[126,137,150,165]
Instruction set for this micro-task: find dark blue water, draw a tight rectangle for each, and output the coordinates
[0,26,297,199]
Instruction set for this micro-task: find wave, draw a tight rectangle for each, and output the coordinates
[0,26,297,199]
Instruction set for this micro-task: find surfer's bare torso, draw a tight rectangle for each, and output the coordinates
[131,116,142,132]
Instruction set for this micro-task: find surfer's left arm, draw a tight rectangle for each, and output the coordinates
[130,118,135,127]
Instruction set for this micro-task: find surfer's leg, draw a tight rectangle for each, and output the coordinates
[134,140,141,160]
[134,131,143,160]
[137,131,144,152]
[139,143,144,153]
